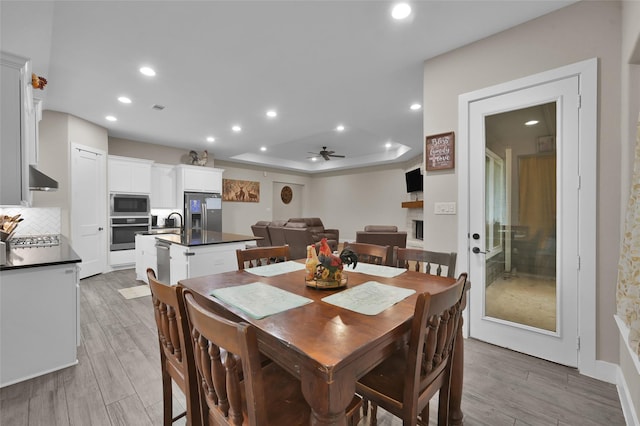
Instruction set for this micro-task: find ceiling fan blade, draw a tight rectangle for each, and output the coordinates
[321,154,330,160]
[328,154,345,158]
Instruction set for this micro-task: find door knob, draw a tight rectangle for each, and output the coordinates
[472,247,486,254]
[98,227,104,231]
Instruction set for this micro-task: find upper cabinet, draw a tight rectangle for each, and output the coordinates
[0,52,34,205]
[108,155,153,194]
[175,164,223,194]
[151,163,177,208]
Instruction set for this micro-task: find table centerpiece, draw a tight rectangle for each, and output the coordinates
[305,238,358,289]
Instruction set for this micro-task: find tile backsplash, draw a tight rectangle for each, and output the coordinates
[0,207,61,236]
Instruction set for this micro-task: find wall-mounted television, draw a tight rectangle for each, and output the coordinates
[405,168,423,193]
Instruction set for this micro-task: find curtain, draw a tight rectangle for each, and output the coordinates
[518,155,557,244]
[617,118,640,356]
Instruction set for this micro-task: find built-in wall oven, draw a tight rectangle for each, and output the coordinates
[110,193,150,216]
[110,216,150,251]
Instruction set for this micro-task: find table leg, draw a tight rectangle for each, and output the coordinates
[300,367,354,426]
[449,314,464,425]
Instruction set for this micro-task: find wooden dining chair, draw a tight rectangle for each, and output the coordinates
[235,245,291,270]
[344,242,389,265]
[181,287,363,425]
[147,268,201,425]
[395,247,457,278]
[356,273,469,426]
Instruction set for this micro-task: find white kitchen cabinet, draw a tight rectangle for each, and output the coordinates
[175,164,223,195]
[1,263,79,387]
[135,234,158,283]
[168,241,244,285]
[0,52,32,205]
[108,155,153,194]
[151,163,177,208]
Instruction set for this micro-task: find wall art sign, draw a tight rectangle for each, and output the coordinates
[425,131,455,171]
[222,179,260,202]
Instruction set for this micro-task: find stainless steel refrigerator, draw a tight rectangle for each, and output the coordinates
[183,192,222,233]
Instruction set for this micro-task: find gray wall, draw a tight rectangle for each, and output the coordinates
[421,0,624,365]
[35,110,108,237]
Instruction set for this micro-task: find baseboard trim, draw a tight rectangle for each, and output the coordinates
[617,364,640,426]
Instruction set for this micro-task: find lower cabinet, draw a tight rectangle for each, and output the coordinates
[0,263,79,387]
[168,241,246,285]
[135,234,158,283]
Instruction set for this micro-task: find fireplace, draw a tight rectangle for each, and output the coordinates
[414,220,424,240]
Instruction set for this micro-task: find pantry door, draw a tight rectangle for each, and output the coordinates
[71,144,107,279]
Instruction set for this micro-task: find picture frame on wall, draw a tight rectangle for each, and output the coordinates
[425,131,455,171]
[222,179,260,202]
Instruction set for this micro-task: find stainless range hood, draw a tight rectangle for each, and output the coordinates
[29,165,58,191]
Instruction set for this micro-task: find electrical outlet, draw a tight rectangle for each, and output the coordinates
[434,202,456,215]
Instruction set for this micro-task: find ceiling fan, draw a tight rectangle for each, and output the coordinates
[308,146,346,161]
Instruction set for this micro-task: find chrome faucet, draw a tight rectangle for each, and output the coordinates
[167,212,183,232]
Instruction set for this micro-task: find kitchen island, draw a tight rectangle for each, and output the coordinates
[140,230,258,285]
[0,237,81,387]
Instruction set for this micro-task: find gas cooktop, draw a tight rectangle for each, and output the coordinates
[11,235,61,247]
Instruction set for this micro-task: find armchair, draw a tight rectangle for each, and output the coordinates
[355,225,407,266]
[250,220,272,247]
[267,220,288,247]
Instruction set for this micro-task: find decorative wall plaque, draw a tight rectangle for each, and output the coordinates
[281,186,293,204]
[426,131,455,171]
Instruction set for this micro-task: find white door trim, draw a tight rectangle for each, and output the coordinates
[457,58,598,377]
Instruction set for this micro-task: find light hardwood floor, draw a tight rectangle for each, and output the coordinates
[0,269,627,425]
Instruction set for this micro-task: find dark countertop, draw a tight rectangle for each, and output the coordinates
[155,230,259,247]
[1,236,82,271]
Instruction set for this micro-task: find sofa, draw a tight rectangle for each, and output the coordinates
[355,225,407,265]
[286,217,339,244]
[250,218,339,260]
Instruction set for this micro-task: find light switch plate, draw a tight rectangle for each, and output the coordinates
[434,202,456,215]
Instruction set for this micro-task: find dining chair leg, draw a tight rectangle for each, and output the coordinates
[419,404,430,426]
[369,402,378,426]
[161,369,173,425]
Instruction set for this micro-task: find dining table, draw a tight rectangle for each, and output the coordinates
[178,261,467,426]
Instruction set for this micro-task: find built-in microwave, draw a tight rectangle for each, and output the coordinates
[110,193,150,216]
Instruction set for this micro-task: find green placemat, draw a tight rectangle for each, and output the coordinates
[321,281,415,315]
[211,282,313,319]
[351,263,407,278]
[243,261,306,277]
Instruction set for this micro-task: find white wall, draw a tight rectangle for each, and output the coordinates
[422,0,622,363]
[108,137,419,240]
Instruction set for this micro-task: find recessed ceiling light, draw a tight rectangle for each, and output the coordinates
[206,136,215,143]
[105,115,117,122]
[266,110,277,118]
[118,96,132,104]
[311,157,317,162]
[410,103,421,111]
[525,120,539,126]
[139,66,156,76]
[391,3,412,20]
[260,146,267,152]
[385,142,392,148]
[232,125,242,132]
[336,124,345,132]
